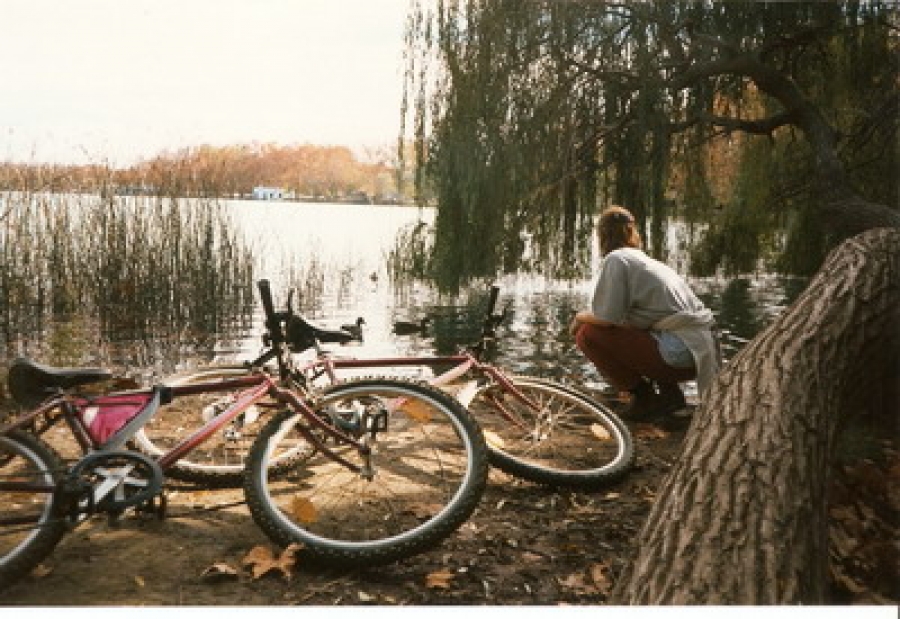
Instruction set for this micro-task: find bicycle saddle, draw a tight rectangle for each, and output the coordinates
[7,357,114,407]
[285,315,354,352]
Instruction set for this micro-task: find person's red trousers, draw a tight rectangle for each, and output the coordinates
[574,323,695,391]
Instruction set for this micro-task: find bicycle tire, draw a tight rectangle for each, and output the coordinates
[244,377,489,567]
[132,366,314,487]
[0,431,67,591]
[469,375,634,488]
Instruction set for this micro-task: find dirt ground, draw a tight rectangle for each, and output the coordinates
[2,411,896,608]
[2,415,686,607]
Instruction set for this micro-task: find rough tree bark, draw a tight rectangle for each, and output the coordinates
[612,227,899,604]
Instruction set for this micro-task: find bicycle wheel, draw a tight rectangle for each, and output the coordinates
[132,366,314,487]
[469,375,634,488]
[0,431,67,591]
[244,378,489,567]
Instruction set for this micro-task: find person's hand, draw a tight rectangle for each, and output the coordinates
[568,313,584,337]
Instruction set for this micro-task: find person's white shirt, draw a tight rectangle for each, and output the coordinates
[591,247,719,394]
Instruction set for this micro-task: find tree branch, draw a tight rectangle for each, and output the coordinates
[669,110,799,137]
[563,56,640,84]
[668,51,856,198]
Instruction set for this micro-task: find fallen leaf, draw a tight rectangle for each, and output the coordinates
[483,430,506,449]
[30,564,53,580]
[557,572,598,595]
[634,424,668,440]
[589,562,613,596]
[590,424,611,440]
[400,399,432,422]
[357,591,376,603]
[425,570,455,589]
[242,543,303,581]
[456,522,480,540]
[290,496,318,524]
[201,563,240,583]
[134,575,146,588]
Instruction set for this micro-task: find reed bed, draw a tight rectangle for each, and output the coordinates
[0,185,255,367]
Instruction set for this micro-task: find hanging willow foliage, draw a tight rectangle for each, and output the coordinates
[402,0,899,290]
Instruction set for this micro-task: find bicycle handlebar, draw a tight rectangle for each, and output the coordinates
[257,279,276,320]
[257,279,284,345]
[486,285,500,316]
[474,285,509,353]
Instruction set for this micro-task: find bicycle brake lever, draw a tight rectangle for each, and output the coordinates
[287,289,296,315]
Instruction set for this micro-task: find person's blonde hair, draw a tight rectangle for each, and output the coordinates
[598,206,642,256]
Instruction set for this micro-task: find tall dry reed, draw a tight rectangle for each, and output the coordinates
[0,165,255,367]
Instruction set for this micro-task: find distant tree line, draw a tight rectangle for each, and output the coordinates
[0,142,415,203]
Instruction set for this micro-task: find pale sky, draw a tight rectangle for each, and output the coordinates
[0,0,411,165]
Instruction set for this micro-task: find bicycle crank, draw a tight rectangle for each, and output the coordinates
[67,451,164,512]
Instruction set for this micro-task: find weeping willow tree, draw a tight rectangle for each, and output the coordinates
[402,0,898,288]
[403,0,900,604]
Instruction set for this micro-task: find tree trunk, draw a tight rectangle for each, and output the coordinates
[612,227,900,604]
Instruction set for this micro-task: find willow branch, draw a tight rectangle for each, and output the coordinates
[563,56,640,84]
[706,110,799,135]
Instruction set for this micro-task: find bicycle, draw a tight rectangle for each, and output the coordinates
[0,294,489,589]
[136,281,634,490]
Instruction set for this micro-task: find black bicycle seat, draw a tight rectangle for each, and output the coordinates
[7,358,114,407]
[285,315,354,352]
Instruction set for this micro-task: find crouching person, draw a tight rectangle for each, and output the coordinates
[570,205,719,421]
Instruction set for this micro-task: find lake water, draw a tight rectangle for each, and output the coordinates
[1,198,806,395]
[198,200,805,396]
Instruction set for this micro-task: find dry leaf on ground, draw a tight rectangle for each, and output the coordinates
[590,424,611,440]
[634,425,669,440]
[290,496,318,524]
[557,572,598,595]
[589,562,613,596]
[242,543,303,581]
[399,399,432,422]
[200,563,240,583]
[29,564,53,580]
[425,570,455,589]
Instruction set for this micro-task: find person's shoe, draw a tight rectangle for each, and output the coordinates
[621,380,687,422]
[655,382,687,415]
[621,379,663,421]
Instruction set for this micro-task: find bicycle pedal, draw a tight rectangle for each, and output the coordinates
[135,493,168,520]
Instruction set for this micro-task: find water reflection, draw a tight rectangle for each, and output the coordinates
[696,275,806,359]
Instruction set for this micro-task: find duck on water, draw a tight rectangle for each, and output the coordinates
[392,317,431,336]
